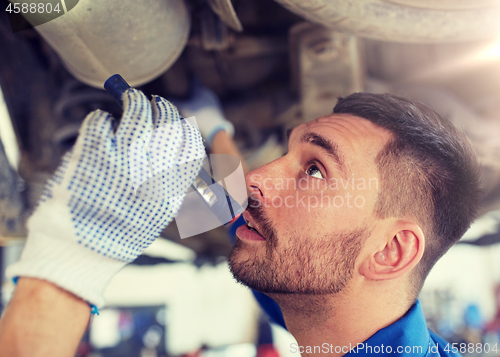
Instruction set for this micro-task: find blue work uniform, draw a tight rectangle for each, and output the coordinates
[344,300,460,356]
[229,216,461,357]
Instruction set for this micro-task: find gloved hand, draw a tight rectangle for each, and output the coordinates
[6,89,205,307]
[173,79,234,149]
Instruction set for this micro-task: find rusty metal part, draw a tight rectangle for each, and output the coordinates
[290,22,364,122]
[274,0,500,43]
[187,35,288,94]
[208,0,243,32]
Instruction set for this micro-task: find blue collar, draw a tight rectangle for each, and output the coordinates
[345,300,432,356]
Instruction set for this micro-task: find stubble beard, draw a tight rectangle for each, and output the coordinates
[228,203,369,296]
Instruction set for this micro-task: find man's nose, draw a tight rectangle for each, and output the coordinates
[245,158,286,202]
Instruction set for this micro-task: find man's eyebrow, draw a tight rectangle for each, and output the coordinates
[300,132,347,176]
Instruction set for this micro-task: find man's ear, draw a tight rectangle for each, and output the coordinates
[360,221,425,281]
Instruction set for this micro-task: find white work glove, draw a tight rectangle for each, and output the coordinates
[173,80,234,149]
[7,89,205,307]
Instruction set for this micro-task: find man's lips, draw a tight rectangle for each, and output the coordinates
[236,224,266,241]
[238,211,266,241]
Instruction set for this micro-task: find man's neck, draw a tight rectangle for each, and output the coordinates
[268,285,411,357]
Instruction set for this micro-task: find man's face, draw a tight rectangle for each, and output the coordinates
[228,114,392,295]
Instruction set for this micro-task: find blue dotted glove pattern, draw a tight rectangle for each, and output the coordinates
[40,89,205,262]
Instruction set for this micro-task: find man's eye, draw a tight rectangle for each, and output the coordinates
[305,163,324,179]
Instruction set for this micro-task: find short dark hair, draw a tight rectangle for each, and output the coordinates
[333,93,481,295]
